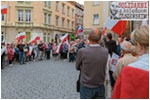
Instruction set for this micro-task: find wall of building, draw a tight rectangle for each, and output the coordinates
[84,1,103,30]
[1,1,76,43]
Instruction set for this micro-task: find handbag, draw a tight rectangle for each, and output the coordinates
[76,72,81,92]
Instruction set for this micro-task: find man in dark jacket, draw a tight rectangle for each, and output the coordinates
[76,28,108,99]
[17,41,25,65]
[105,33,117,56]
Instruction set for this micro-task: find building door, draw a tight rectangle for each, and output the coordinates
[26,32,31,42]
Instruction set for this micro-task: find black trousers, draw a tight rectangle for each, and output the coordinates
[69,53,75,62]
[9,60,12,64]
[46,51,50,59]
[1,54,5,69]
[63,52,67,59]
[109,70,115,88]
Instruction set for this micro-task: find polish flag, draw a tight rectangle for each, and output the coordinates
[76,25,83,38]
[27,46,33,56]
[29,35,40,45]
[16,32,25,40]
[1,4,7,14]
[60,34,68,43]
[102,27,107,36]
[55,34,68,54]
[55,43,61,54]
[103,18,126,35]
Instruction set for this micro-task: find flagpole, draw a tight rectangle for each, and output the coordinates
[4,3,8,42]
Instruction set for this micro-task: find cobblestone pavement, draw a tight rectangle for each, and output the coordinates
[1,59,80,99]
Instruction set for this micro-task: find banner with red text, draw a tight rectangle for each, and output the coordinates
[110,1,148,20]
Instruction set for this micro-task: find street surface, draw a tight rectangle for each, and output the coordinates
[1,59,80,99]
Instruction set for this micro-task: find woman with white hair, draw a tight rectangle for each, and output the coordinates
[113,40,137,80]
[112,25,149,99]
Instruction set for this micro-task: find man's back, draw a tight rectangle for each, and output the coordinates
[76,45,108,88]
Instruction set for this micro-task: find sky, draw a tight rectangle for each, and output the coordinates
[76,1,84,5]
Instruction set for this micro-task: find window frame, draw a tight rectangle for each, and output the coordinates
[56,1,59,11]
[67,6,70,16]
[93,1,99,6]
[62,18,65,28]
[62,3,65,14]
[48,14,51,25]
[93,14,99,25]
[25,10,31,22]
[43,33,46,42]
[18,10,24,22]
[44,13,47,24]
[44,1,47,7]
[56,16,59,26]
[1,14,4,21]
[67,19,70,29]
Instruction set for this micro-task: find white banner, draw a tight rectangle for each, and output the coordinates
[110,1,148,20]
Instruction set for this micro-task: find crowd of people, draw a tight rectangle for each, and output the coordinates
[1,25,149,99]
[1,38,87,69]
[75,25,149,99]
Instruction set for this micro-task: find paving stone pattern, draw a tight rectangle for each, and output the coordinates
[1,59,80,99]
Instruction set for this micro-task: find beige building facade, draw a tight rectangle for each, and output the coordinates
[84,1,110,33]
[1,1,76,43]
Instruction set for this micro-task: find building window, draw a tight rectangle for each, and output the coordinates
[67,6,70,16]
[72,9,74,17]
[44,13,47,24]
[44,1,47,7]
[62,18,65,28]
[48,1,51,8]
[72,21,74,30]
[48,14,51,25]
[93,1,99,6]
[18,10,24,21]
[56,16,59,26]
[1,32,4,41]
[44,33,46,42]
[93,14,99,25]
[67,20,70,29]
[56,1,59,11]
[1,14,4,21]
[26,10,31,22]
[47,33,50,42]
[62,3,65,14]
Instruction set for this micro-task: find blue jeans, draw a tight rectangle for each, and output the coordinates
[80,84,105,99]
[19,51,25,64]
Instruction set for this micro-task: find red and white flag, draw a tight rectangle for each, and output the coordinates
[102,27,107,36]
[76,25,83,38]
[29,35,40,45]
[27,46,33,56]
[1,4,7,14]
[55,34,68,54]
[60,34,68,43]
[16,32,25,41]
[103,18,126,35]
[55,43,61,54]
